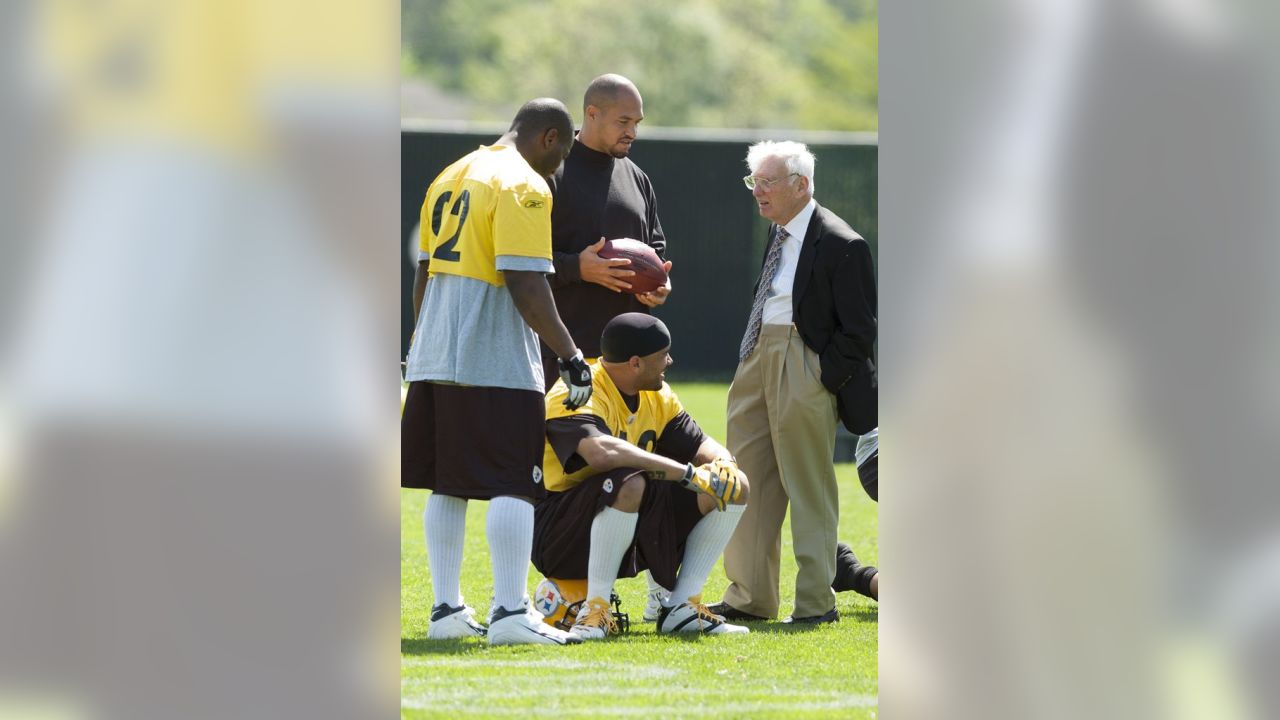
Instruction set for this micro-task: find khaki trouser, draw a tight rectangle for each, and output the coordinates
[721,324,839,618]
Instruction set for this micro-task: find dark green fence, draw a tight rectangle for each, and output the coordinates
[402,127,876,381]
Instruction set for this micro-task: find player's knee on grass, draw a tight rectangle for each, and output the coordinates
[610,472,645,512]
[693,471,749,515]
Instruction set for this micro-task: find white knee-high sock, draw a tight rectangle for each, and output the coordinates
[667,504,747,608]
[586,507,639,603]
[424,493,467,608]
[487,496,535,611]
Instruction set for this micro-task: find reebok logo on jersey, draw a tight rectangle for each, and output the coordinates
[523,199,544,208]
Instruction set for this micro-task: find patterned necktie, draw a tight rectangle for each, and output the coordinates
[739,226,789,361]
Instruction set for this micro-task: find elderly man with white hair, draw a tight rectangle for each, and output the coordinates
[709,141,878,625]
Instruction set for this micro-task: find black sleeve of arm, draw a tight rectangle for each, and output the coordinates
[547,172,582,288]
[549,251,582,288]
[820,240,878,391]
[837,240,877,359]
[547,415,610,474]
[653,411,707,465]
[644,178,667,260]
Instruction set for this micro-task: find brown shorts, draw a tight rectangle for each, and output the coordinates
[531,468,705,590]
[401,381,547,501]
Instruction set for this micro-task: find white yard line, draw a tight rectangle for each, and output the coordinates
[401,695,879,715]
[402,657,679,680]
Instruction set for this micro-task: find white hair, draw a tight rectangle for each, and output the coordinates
[746,140,816,195]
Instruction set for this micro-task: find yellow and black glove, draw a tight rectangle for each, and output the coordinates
[678,460,745,511]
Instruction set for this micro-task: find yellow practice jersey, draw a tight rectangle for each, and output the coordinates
[543,360,688,492]
[43,1,390,153]
[419,144,553,286]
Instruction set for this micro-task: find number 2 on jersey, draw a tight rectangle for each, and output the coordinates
[430,189,471,262]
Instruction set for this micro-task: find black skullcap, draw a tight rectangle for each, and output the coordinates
[601,313,671,362]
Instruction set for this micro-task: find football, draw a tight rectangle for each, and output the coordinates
[598,239,668,295]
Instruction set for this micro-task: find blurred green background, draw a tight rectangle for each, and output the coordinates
[401,0,877,131]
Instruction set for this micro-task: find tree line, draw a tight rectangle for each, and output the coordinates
[403,0,877,131]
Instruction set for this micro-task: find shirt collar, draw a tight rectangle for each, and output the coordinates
[571,136,615,166]
[780,198,817,242]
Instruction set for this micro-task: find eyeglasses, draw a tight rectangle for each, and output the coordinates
[742,173,799,190]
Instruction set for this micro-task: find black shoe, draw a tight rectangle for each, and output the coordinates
[783,607,839,625]
[705,601,769,622]
[833,541,859,590]
[833,542,879,599]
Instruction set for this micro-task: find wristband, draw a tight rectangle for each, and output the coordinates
[677,462,695,488]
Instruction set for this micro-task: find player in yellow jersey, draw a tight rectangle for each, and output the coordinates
[403,99,594,647]
[532,313,752,637]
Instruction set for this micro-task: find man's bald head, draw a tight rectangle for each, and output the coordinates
[580,75,644,158]
[583,74,641,113]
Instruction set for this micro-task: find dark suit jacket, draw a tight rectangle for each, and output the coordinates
[754,203,877,433]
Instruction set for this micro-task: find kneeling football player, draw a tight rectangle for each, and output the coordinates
[833,427,879,600]
[532,313,751,639]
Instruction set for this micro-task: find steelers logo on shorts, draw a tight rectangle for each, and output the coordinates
[532,466,543,484]
[602,478,614,493]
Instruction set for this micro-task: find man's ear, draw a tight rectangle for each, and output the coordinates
[542,127,560,149]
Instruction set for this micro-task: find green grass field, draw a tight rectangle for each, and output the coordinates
[402,382,878,719]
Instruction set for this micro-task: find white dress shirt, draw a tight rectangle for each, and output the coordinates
[761,198,817,326]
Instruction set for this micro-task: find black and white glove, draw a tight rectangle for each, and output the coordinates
[557,351,593,410]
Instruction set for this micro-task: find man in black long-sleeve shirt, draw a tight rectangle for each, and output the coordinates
[541,74,673,391]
